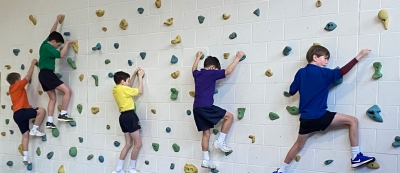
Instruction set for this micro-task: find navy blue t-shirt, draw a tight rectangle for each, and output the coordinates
[193,69,226,108]
[290,64,342,119]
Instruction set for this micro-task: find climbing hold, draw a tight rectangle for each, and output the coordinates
[55,73,62,79]
[47,151,54,159]
[171,35,182,44]
[18,144,23,156]
[102,27,107,32]
[9,130,14,134]
[63,32,70,36]
[29,15,37,25]
[106,125,110,130]
[69,121,76,127]
[366,105,383,122]
[92,43,101,51]
[6,161,13,167]
[58,15,65,24]
[152,143,160,152]
[225,150,233,156]
[239,54,246,61]
[170,88,179,100]
[105,59,111,64]
[87,154,94,160]
[316,0,322,7]
[393,136,400,147]
[189,91,195,97]
[164,18,174,26]
[249,135,255,143]
[114,141,120,147]
[294,155,301,162]
[128,60,133,66]
[171,55,178,64]
[79,137,83,143]
[198,15,205,24]
[265,69,273,77]
[13,49,20,56]
[332,66,343,85]
[96,10,105,17]
[224,53,230,59]
[91,75,99,86]
[269,112,280,120]
[36,147,41,156]
[119,19,128,30]
[151,109,156,114]
[313,42,321,46]
[214,89,218,94]
[57,105,62,112]
[324,159,333,165]
[372,62,382,79]
[283,91,291,97]
[52,128,60,137]
[21,64,25,70]
[5,119,9,125]
[139,52,146,59]
[108,72,114,78]
[1,105,5,109]
[114,43,119,49]
[29,49,33,53]
[211,168,219,173]
[253,8,260,17]
[42,135,47,141]
[58,165,65,173]
[77,104,83,114]
[378,10,389,30]
[186,110,191,115]
[145,160,150,165]
[170,163,175,170]
[212,129,219,135]
[172,143,180,152]
[237,108,246,120]
[166,127,171,133]
[198,54,204,60]
[324,22,337,31]
[171,70,180,79]
[137,7,144,14]
[27,163,32,171]
[229,32,237,39]
[286,106,300,115]
[79,74,84,82]
[1,132,6,136]
[5,65,11,70]
[155,0,161,8]
[184,164,198,173]
[222,13,230,20]
[282,46,292,56]
[98,155,104,163]
[367,162,380,169]
[67,58,77,69]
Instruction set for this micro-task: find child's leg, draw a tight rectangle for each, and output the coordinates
[55,84,72,115]
[22,131,30,165]
[129,130,142,169]
[33,108,46,127]
[213,112,233,152]
[329,113,358,147]
[276,134,309,173]
[202,129,211,151]
[115,133,133,171]
[220,112,233,134]
[46,89,57,122]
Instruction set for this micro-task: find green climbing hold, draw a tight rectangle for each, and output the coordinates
[225,150,233,156]
[283,91,291,97]
[229,32,237,39]
[186,110,191,115]
[77,104,83,114]
[9,130,14,134]
[69,147,77,157]
[98,155,104,163]
[91,75,99,86]
[106,125,110,130]
[212,129,219,135]
[145,160,149,165]
[237,108,246,120]
[6,161,13,166]
[1,105,5,109]
[114,141,120,147]
[170,88,179,100]
[105,59,111,64]
[87,154,94,160]
[253,8,260,17]
[200,54,205,60]
[166,127,171,133]
[372,62,382,79]
[79,137,83,143]
[170,163,175,170]
[67,58,77,69]
[69,121,76,127]
[27,163,32,171]
[42,135,47,141]
[324,159,334,165]
[286,106,299,115]
[152,143,160,152]
[52,128,59,137]
[269,112,280,120]
[56,73,62,79]
[172,143,180,152]
[47,151,54,159]
[5,119,9,125]
[36,147,41,156]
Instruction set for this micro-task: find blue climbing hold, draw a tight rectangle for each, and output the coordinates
[79,137,83,143]
[366,105,383,122]
[92,43,101,51]
[137,7,144,14]
[128,60,133,66]
[42,135,47,141]
[140,52,146,60]
[392,136,400,147]
[13,49,20,56]
[114,43,119,49]
[253,8,260,17]
[108,72,114,78]
[6,161,13,166]
[63,32,70,36]
[229,32,237,39]
[171,55,178,64]
[198,15,205,24]
[211,168,219,173]
[282,46,292,56]
[166,127,171,133]
[324,159,334,165]
[170,163,175,170]
[69,121,76,127]
[47,151,54,159]
[21,64,25,70]
[214,89,218,94]
[98,155,104,163]
[27,163,32,171]
[324,22,337,31]
[114,141,120,147]
[9,130,14,134]
[283,91,291,97]
[186,110,191,115]
[239,54,246,62]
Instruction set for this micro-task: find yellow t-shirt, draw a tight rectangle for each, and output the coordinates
[113,85,139,112]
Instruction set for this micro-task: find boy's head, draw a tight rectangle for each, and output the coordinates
[204,56,221,70]
[306,45,330,67]
[6,72,21,85]
[114,71,130,85]
[48,31,64,49]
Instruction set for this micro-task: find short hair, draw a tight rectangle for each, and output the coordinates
[6,72,21,85]
[204,56,221,69]
[113,71,130,84]
[48,31,64,43]
[306,45,330,63]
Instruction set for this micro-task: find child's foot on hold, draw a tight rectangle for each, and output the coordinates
[201,160,216,169]
[112,170,125,173]
[29,129,45,136]
[46,122,56,129]
[351,152,375,168]
[272,168,284,173]
[23,156,31,165]
[125,168,140,173]
[213,140,232,152]
[58,113,74,122]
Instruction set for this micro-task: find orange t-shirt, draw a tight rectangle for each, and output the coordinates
[9,78,30,112]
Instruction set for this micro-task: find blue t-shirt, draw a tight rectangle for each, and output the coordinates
[290,64,342,119]
[193,69,226,108]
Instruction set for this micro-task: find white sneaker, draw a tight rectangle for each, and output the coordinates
[23,156,31,165]
[201,160,216,169]
[112,169,125,173]
[125,168,140,173]
[29,129,45,137]
[213,140,232,152]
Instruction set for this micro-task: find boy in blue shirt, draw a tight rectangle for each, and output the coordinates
[273,46,375,173]
[192,51,244,169]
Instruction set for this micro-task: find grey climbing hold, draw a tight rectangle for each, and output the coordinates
[13,49,20,56]
[239,54,246,62]
[283,91,291,97]
[21,64,25,70]
[98,155,104,163]
[79,137,83,143]
[186,110,191,115]
[282,46,292,56]
[171,55,178,64]
[108,72,114,78]
[166,127,171,133]
[42,135,47,141]
[9,130,14,134]
[138,7,144,14]
[128,60,133,66]
[253,8,260,17]
[92,43,101,51]
[198,15,205,24]
[366,105,383,122]
[152,143,160,152]
[229,32,237,39]
[212,129,219,135]
[114,141,120,147]
[87,154,94,160]
[324,22,337,31]
[269,112,280,120]
[172,143,180,152]
[170,163,175,170]
[145,160,149,165]
[106,125,110,130]
[140,52,146,60]
[6,161,13,166]
[27,163,32,171]
[1,105,4,109]
[47,151,54,159]
[63,32,70,36]
[114,43,119,49]
[69,121,76,127]
[69,147,77,157]
[324,159,334,165]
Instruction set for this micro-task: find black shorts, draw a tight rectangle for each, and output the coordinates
[193,105,227,131]
[13,108,38,134]
[38,69,64,91]
[299,111,336,134]
[119,110,141,133]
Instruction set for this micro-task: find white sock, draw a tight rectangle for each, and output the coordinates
[48,116,53,123]
[203,151,210,161]
[279,163,289,172]
[23,151,29,157]
[130,160,136,169]
[218,132,227,142]
[116,159,124,171]
[61,110,67,115]
[32,125,39,131]
[351,146,360,159]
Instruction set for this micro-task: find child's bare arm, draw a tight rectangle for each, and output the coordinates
[50,14,62,33]
[225,51,244,75]
[192,51,202,72]
[25,59,37,81]
[129,67,141,87]
[59,40,75,58]
[136,69,144,94]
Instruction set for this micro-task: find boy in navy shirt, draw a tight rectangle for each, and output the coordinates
[273,46,375,173]
[192,51,245,169]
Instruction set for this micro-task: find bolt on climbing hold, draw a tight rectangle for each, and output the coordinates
[106,125,110,130]
[1,132,6,136]
[265,69,273,77]
[155,0,161,8]
[229,32,237,39]
[21,64,25,70]
[114,141,120,147]
[324,159,333,165]
[366,105,383,122]
[47,151,54,159]
[224,53,230,59]
[170,88,179,100]
[239,54,246,61]
[171,35,182,44]
[42,135,47,141]
[316,0,322,7]
[151,109,156,114]
[225,150,233,156]
[211,168,219,173]
[166,127,171,133]
[189,91,195,97]
[92,43,101,51]
[214,89,218,94]
[212,129,219,135]
[392,136,400,147]
[186,110,191,115]
[145,160,150,165]
[184,164,198,173]
[91,75,99,86]
[108,72,114,78]
[171,70,180,79]
[58,165,65,173]
[253,8,260,17]
[5,65,11,70]
[222,13,230,20]
[372,62,382,79]
[67,58,77,69]
[87,154,94,160]
[1,105,5,109]
[58,15,65,24]
[237,108,246,120]
[114,43,119,49]
[164,18,174,25]
[69,121,76,127]
[79,74,84,82]
[282,46,292,56]
[171,55,178,64]
[283,91,291,97]
[29,15,37,25]
[6,161,13,167]
[200,54,205,60]
[77,104,83,114]
[52,128,60,137]
[324,22,337,31]
[29,49,33,53]
[91,107,100,114]
[79,137,83,143]
[378,10,389,30]
[63,32,70,36]
[119,19,128,30]
[18,144,23,156]
[98,155,104,163]
[170,163,175,170]
[36,147,41,156]
[105,59,111,64]
[294,155,301,162]
[128,60,133,66]
[102,27,107,32]
[27,163,32,171]
[249,135,255,143]
[13,49,20,56]
[172,143,180,152]
[198,15,205,24]
[56,73,62,79]
[9,130,14,134]
[269,112,280,120]
[286,106,300,115]
[5,119,9,124]
[57,105,62,112]
[138,7,144,14]
[313,42,321,46]
[152,143,160,151]
[140,52,146,59]
[367,162,380,169]
[96,10,105,17]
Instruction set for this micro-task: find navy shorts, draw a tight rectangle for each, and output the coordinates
[299,111,337,134]
[38,69,64,91]
[119,110,141,133]
[13,108,38,134]
[193,105,227,131]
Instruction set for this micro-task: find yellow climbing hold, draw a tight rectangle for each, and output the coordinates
[164,18,174,25]
[378,10,389,30]
[222,13,230,20]
[171,70,180,79]
[249,135,255,143]
[79,74,84,82]
[367,162,380,169]
[171,35,182,44]
[91,107,100,114]
[59,14,65,24]
[29,15,37,25]
[96,10,105,17]
[38,91,43,95]
[58,165,65,173]
[102,27,107,32]
[71,40,78,53]
[189,91,195,97]
[5,65,11,70]
[6,92,10,96]
[119,19,128,30]
[57,105,62,112]
[313,42,321,46]
[29,49,33,53]
[223,53,230,59]
[155,0,161,8]
[295,155,301,162]
[18,144,23,156]
[316,0,322,7]
[265,69,273,77]
[1,132,5,136]
[184,163,198,173]
[151,109,156,114]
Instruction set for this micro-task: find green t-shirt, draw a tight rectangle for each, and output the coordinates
[39,38,61,71]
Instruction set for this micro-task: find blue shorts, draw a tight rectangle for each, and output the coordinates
[299,111,336,134]
[13,108,38,134]
[193,105,226,131]
[119,110,141,133]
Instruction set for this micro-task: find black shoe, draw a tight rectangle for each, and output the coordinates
[46,122,56,129]
[58,113,74,122]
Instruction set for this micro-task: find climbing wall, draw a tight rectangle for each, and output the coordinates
[0,0,400,172]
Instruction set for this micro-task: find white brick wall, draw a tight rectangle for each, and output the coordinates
[0,0,399,172]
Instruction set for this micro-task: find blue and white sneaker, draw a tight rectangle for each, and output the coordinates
[272,168,284,173]
[351,152,375,168]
